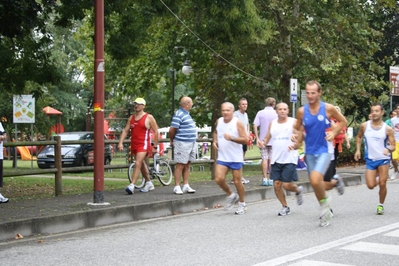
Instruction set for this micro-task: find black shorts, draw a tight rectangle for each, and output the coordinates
[324,160,336,182]
[242,144,248,153]
[270,162,298,182]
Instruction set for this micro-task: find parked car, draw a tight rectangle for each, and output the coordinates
[37,132,112,169]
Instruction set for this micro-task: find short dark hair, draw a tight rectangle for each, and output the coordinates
[371,103,384,111]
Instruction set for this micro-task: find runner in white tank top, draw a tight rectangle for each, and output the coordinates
[355,103,395,215]
[213,102,248,215]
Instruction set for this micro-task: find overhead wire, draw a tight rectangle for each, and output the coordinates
[159,0,267,82]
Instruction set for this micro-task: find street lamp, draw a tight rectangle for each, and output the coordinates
[171,46,193,117]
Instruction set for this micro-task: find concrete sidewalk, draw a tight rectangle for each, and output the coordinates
[0,165,367,242]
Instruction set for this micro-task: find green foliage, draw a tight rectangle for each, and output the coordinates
[337,138,364,167]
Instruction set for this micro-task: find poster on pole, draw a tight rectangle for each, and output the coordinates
[390,66,399,96]
[301,90,308,106]
[13,95,35,123]
[290,78,298,102]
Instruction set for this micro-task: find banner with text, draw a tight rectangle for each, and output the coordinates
[390,66,399,96]
[13,95,35,123]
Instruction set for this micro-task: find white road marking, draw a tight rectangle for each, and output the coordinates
[289,260,354,266]
[384,230,399,237]
[253,222,399,266]
[342,241,399,256]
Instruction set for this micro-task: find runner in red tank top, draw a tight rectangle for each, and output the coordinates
[130,113,151,155]
[118,98,159,195]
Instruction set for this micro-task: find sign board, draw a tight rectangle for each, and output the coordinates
[290,78,298,103]
[390,66,399,96]
[13,95,35,123]
[301,90,308,106]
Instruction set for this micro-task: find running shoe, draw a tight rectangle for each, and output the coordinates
[173,186,183,195]
[320,209,333,227]
[268,179,274,186]
[140,181,155,193]
[0,193,9,204]
[125,183,135,195]
[389,170,398,180]
[231,178,250,184]
[260,180,269,186]
[225,192,239,211]
[319,196,332,227]
[377,205,384,215]
[182,184,196,193]
[278,206,291,216]
[235,202,247,215]
[241,178,250,184]
[296,186,304,205]
[334,174,345,195]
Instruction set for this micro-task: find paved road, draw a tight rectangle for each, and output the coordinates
[1,179,398,266]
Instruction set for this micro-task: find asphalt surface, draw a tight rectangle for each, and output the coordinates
[0,164,367,242]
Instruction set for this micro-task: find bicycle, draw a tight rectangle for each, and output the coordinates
[127,153,173,188]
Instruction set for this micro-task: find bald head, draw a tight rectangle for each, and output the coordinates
[180,96,193,110]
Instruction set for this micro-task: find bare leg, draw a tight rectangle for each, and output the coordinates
[392,158,398,173]
[365,169,378,189]
[324,180,338,191]
[377,164,389,204]
[309,170,326,201]
[232,169,245,202]
[274,180,286,206]
[174,163,185,186]
[215,164,232,196]
[131,152,151,183]
[261,159,269,178]
[182,162,191,185]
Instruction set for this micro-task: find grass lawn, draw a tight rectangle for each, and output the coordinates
[1,148,264,201]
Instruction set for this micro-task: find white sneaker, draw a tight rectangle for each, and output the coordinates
[225,192,239,210]
[125,184,134,195]
[319,196,332,227]
[140,181,155,193]
[0,193,9,204]
[182,184,195,193]
[235,202,247,215]
[390,170,398,180]
[334,174,345,195]
[241,178,250,184]
[173,186,183,195]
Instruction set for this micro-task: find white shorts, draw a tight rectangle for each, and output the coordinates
[173,141,196,164]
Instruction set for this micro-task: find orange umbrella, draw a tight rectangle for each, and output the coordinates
[42,106,62,115]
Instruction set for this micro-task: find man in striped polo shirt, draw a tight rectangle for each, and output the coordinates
[169,96,197,195]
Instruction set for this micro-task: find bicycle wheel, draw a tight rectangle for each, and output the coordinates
[156,160,173,186]
[127,162,146,188]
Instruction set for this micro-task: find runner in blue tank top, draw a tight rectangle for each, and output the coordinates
[293,80,347,227]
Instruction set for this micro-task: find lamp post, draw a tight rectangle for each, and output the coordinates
[171,46,193,118]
